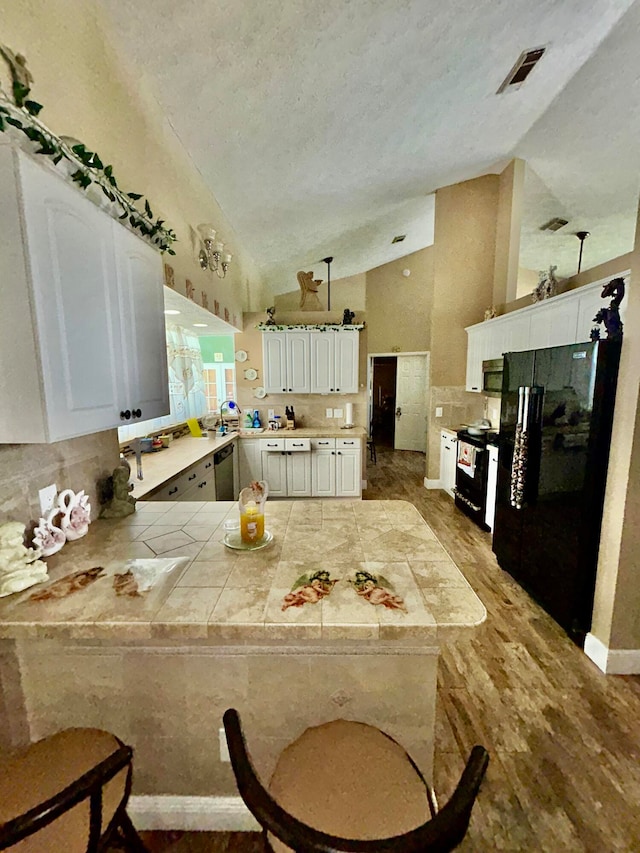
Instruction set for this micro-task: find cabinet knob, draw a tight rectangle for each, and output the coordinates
[188,473,197,480]
[336,388,340,392]
[330,388,334,392]
[120,409,131,420]
[133,408,142,418]
[282,388,286,392]
[168,486,178,495]
[337,451,342,455]
[288,388,292,392]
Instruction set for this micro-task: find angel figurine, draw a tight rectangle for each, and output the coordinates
[0,521,48,598]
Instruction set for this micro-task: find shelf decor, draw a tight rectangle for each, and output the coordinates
[0,43,177,254]
[257,323,365,332]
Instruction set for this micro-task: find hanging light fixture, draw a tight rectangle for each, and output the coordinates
[575,231,590,274]
[197,224,233,278]
[322,256,333,310]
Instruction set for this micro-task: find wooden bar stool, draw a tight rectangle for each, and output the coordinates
[0,727,147,852]
[223,708,488,852]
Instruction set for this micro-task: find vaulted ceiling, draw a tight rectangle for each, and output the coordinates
[99,0,639,292]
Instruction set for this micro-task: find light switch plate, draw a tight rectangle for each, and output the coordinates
[268,409,275,420]
[334,408,343,419]
[39,483,57,515]
[435,407,443,418]
[326,408,333,418]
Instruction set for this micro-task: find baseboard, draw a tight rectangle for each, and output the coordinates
[424,478,441,490]
[584,633,640,674]
[128,795,260,831]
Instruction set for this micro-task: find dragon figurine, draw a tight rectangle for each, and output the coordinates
[590,277,625,342]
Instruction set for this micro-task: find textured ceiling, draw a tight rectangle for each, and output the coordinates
[99,0,637,293]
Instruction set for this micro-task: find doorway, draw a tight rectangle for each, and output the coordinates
[369,353,429,452]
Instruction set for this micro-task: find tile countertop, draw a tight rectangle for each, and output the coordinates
[0,500,485,643]
[127,434,238,499]
[238,427,367,439]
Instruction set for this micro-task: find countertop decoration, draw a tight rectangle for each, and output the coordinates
[0,521,48,598]
[0,43,177,254]
[282,569,339,610]
[348,569,407,612]
[32,508,66,557]
[58,489,91,541]
[100,464,137,519]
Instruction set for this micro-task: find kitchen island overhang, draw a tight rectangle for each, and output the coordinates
[0,499,485,824]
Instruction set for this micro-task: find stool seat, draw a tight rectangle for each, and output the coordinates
[268,720,430,852]
[0,727,145,852]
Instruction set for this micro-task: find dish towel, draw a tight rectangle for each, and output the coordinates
[457,441,477,477]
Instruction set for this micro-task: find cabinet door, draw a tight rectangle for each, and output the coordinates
[19,154,124,440]
[311,449,336,497]
[263,333,288,393]
[529,299,578,350]
[261,451,287,497]
[310,332,334,393]
[575,285,605,343]
[287,452,312,497]
[336,449,361,497]
[238,439,262,487]
[286,332,311,393]
[334,331,359,393]
[465,328,484,392]
[113,223,169,422]
[500,313,531,355]
[439,432,456,497]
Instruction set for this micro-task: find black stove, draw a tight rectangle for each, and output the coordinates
[454,429,497,530]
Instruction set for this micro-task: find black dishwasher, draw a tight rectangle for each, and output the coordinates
[214,443,235,501]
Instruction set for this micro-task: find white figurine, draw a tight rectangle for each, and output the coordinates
[0,521,48,598]
[33,508,66,557]
[58,489,91,541]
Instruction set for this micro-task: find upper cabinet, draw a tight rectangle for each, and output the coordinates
[465,278,629,392]
[263,329,359,395]
[0,145,169,443]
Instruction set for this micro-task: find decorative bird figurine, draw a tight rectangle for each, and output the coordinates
[33,508,66,557]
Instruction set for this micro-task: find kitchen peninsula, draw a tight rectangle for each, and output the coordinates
[0,499,484,825]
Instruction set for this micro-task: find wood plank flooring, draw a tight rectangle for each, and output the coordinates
[137,448,640,851]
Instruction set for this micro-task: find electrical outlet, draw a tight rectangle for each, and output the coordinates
[268,409,275,420]
[38,483,57,515]
[325,408,333,418]
[334,408,343,419]
[435,407,443,418]
[219,727,230,762]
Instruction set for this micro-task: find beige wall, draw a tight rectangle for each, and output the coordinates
[274,273,366,315]
[591,204,640,652]
[493,159,525,306]
[366,249,433,354]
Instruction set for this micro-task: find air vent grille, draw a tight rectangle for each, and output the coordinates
[391,234,406,244]
[497,46,546,93]
[540,217,569,233]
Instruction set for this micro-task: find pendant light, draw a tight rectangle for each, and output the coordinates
[322,256,333,311]
[575,231,590,274]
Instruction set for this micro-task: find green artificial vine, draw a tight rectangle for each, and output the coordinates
[0,43,176,254]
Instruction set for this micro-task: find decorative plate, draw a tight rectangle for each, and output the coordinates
[244,368,258,381]
[254,386,267,399]
[235,350,248,362]
[223,530,273,550]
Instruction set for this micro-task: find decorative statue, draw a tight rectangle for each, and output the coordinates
[0,521,48,598]
[58,489,91,540]
[265,306,277,326]
[342,308,355,325]
[532,265,558,303]
[33,508,66,557]
[100,465,137,518]
[591,277,625,342]
[484,306,497,321]
[0,43,34,101]
[297,270,323,310]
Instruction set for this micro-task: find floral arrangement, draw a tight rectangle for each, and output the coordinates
[0,43,176,254]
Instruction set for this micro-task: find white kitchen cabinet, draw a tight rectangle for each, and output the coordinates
[311,437,338,497]
[113,223,169,422]
[261,437,312,497]
[0,144,169,443]
[238,438,263,488]
[262,331,311,394]
[465,275,630,393]
[335,438,362,497]
[439,430,457,498]
[261,449,288,497]
[310,330,359,394]
[286,451,312,497]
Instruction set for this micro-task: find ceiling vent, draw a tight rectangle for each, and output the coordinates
[391,234,406,244]
[540,217,569,233]
[497,46,546,93]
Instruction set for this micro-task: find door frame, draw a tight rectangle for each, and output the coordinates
[367,351,430,448]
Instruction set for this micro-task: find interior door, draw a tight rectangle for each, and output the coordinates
[394,355,428,451]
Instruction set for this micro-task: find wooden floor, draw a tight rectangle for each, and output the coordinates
[137,448,640,852]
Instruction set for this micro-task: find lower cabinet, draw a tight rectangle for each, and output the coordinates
[239,436,362,498]
[145,453,217,501]
[440,430,457,498]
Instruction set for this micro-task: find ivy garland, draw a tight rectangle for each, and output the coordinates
[0,44,176,254]
[257,323,365,332]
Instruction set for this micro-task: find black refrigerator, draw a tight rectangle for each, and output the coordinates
[492,339,621,642]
